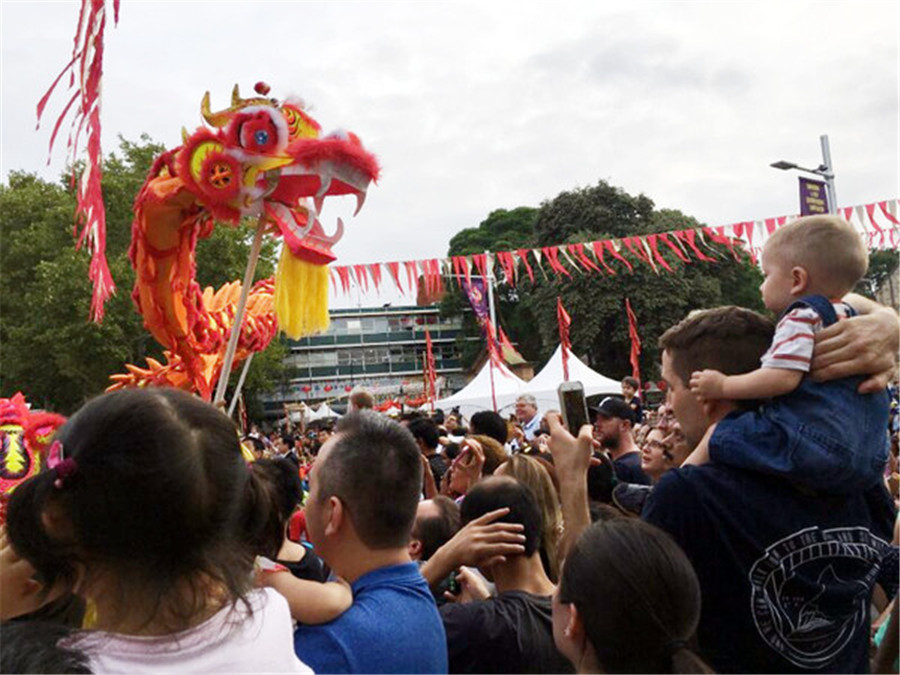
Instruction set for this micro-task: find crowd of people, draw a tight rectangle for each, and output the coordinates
[1,215,899,674]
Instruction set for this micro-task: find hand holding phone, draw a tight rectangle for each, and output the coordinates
[558,381,589,432]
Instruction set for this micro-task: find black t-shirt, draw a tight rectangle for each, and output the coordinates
[427,453,449,485]
[643,464,896,674]
[276,546,329,583]
[613,451,652,485]
[440,591,574,674]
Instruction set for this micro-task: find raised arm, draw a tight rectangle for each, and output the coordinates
[419,507,525,589]
[546,414,593,565]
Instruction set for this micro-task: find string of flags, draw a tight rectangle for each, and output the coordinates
[328,199,900,297]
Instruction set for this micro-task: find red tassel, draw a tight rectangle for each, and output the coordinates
[516,249,535,283]
[38,0,121,322]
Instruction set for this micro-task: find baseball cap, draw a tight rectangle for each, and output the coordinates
[589,396,635,424]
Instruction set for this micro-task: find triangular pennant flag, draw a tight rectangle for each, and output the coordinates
[516,248,536,283]
[386,261,404,293]
[590,240,617,275]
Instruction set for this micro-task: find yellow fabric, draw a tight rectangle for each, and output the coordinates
[274,248,330,339]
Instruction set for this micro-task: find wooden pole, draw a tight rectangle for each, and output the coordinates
[213,221,266,406]
[227,352,255,417]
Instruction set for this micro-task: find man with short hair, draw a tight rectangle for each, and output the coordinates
[469,410,510,446]
[591,397,651,485]
[643,305,897,673]
[409,417,449,489]
[410,496,461,562]
[294,412,448,674]
[439,476,573,674]
[514,394,541,442]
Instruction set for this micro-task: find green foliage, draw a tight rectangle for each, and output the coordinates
[855,249,900,299]
[440,180,765,382]
[0,137,284,414]
[448,207,537,256]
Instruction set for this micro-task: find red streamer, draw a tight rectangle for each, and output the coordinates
[557,297,572,382]
[541,246,571,277]
[604,240,634,273]
[516,249,536,283]
[386,261,404,293]
[590,241,617,275]
[645,235,673,272]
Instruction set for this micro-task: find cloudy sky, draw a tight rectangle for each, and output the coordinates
[1,1,897,306]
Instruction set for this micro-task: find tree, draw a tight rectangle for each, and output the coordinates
[1,137,284,414]
[439,180,765,383]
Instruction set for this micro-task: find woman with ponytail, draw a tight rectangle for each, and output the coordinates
[552,518,713,674]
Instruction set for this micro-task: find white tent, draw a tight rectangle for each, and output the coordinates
[434,360,526,417]
[309,403,340,421]
[522,344,622,411]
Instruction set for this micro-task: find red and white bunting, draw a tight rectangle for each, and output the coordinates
[328,199,900,298]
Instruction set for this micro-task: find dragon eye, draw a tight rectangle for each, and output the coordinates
[255,130,270,145]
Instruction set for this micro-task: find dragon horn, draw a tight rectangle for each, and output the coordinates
[200,91,232,128]
[232,84,241,106]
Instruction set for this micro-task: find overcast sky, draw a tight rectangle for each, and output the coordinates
[1,0,897,307]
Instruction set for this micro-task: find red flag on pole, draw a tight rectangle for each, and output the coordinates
[624,298,641,384]
[557,297,572,381]
[424,329,437,411]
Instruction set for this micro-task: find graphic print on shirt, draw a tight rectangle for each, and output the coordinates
[749,526,889,669]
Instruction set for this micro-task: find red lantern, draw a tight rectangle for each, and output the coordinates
[301,385,311,393]
[324,385,333,392]
[642,381,651,391]
[657,380,667,392]
[345,385,353,392]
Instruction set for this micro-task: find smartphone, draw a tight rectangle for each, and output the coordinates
[558,381,589,432]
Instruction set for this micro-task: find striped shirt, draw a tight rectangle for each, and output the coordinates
[760,302,851,371]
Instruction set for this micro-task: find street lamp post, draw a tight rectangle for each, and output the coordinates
[770,134,837,214]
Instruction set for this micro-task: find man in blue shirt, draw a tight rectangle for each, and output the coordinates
[295,411,448,674]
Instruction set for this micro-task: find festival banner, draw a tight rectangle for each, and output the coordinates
[462,278,490,323]
[799,177,829,215]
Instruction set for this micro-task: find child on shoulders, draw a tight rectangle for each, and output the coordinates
[686,215,889,493]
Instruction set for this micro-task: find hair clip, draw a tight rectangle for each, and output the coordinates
[46,439,78,488]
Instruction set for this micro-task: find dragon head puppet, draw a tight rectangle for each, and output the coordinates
[129,84,379,398]
[0,393,66,524]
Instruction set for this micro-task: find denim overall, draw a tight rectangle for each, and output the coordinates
[709,295,890,494]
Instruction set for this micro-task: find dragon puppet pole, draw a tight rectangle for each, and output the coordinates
[227,353,255,417]
[213,221,267,406]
